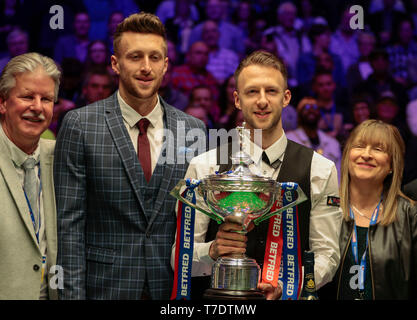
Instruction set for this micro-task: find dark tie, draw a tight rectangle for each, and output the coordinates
[262,151,282,170]
[137,118,151,182]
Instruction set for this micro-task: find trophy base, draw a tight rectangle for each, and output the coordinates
[203,288,265,300]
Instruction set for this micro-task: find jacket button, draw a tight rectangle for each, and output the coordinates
[33,264,40,271]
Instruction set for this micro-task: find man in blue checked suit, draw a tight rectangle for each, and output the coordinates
[54,13,206,299]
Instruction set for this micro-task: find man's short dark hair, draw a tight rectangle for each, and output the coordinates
[113,12,167,56]
[308,23,330,43]
[234,50,288,90]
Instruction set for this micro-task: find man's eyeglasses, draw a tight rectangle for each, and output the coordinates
[303,104,319,110]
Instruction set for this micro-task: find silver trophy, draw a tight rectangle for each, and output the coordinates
[170,125,307,299]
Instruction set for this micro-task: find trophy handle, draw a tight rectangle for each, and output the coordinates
[253,184,308,225]
[170,180,224,224]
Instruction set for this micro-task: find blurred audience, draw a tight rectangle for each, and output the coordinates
[296,0,324,34]
[78,67,114,106]
[244,18,268,55]
[184,105,210,128]
[58,58,84,102]
[408,0,417,37]
[165,0,197,58]
[312,71,346,142]
[106,11,124,54]
[281,103,298,132]
[5,0,417,194]
[0,28,29,72]
[201,20,239,85]
[166,39,179,67]
[406,99,417,138]
[329,7,360,73]
[156,0,199,24]
[82,0,138,41]
[264,2,310,87]
[386,16,417,95]
[49,98,76,136]
[368,0,406,46]
[404,99,417,184]
[346,32,377,98]
[84,40,111,71]
[187,0,245,55]
[375,91,408,140]
[297,23,345,88]
[231,1,254,39]
[0,0,25,53]
[287,97,342,177]
[186,85,218,128]
[356,49,409,119]
[55,67,115,135]
[171,41,219,103]
[348,94,375,130]
[159,63,189,111]
[54,11,91,64]
[217,75,239,130]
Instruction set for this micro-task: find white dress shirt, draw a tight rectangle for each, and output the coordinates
[171,132,342,289]
[286,128,342,180]
[118,91,164,173]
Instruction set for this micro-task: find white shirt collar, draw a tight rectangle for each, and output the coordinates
[117,91,164,129]
[0,122,40,168]
[242,130,288,166]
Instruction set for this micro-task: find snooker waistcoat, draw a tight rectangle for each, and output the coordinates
[205,139,313,266]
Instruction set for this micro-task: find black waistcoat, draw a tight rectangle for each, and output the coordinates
[190,139,313,299]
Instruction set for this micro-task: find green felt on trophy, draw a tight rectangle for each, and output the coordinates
[217,191,266,212]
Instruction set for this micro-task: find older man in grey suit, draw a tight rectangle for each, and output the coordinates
[0,52,61,299]
[54,13,206,299]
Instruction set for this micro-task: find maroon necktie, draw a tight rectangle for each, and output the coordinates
[137,118,151,182]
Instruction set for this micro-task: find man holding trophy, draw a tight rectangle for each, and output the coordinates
[170,50,342,300]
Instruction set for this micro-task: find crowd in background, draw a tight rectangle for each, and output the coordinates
[1,0,417,184]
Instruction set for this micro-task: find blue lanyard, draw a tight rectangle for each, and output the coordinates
[349,196,382,297]
[22,165,42,244]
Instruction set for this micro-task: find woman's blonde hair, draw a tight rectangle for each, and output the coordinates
[340,119,413,225]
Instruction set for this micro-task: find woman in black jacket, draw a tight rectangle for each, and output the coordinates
[336,119,417,300]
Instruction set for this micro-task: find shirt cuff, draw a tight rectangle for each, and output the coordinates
[198,240,215,265]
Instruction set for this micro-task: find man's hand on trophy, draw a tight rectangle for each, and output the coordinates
[208,216,253,260]
[258,282,283,300]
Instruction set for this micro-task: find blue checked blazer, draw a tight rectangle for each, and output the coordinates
[54,93,206,299]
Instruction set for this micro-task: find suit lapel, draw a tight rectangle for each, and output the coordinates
[147,100,176,228]
[0,138,41,248]
[104,94,148,224]
[39,140,57,260]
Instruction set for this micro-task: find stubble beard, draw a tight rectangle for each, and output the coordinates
[244,110,281,135]
[121,74,161,104]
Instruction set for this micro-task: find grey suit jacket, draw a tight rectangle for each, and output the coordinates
[54,93,206,299]
[0,138,57,300]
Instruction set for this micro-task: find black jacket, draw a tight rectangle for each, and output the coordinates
[336,197,417,300]
[404,179,417,201]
